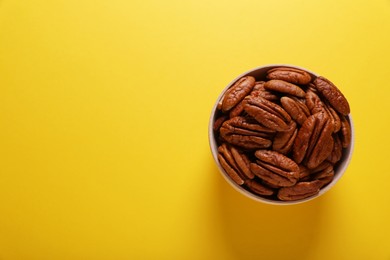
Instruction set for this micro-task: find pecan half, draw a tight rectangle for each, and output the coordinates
[277,180,321,201]
[327,134,342,164]
[230,145,254,179]
[323,101,341,133]
[306,90,341,132]
[293,112,334,169]
[309,160,334,175]
[229,99,247,118]
[266,67,312,85]
[213,115,228,132]
[293,113,318,164]
[311,164,334,188]
[220,116,273,149]
[264,79,306,97]
[272,121,298,154]
[250,150,299,187]
[298,164,310,180]
[305,89,325,115]
[221,76,256,112]
[218,154,244,186]
[314,76,350,115]
[251,81,279,101]
[218,143,254,185]
[217,97,224,110]
[280,96,310,125]
[307,83,319,94]
[261,179,280,189]
[305,118,334,169]
[339,115,352,148]
[244,96,291,131]
[246,179,274,196]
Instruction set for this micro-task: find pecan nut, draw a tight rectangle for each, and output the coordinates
[250,150,299,187]
[309,160,334,174]
[293,112,334,169]
[339,115,352,148]
[314,76,350,115]
[218,143,254,185]
[327,134,342,164]
[298,164,310,180]
[305,118,334,169]
[280,96,310,125]
[323,101,341,133]
[220,116,273,149]
[310,164,334,188]
[218,154,244,186]
[251,81,279,101]
[272,121,298,154]
[244,96,291,131]
[306,89,341,132]
[277,180,321,201]
[246,179,274,196]
[213,115,228,132]
[230,145,254,179]
[229,99,247,118]
[264,79,306,97]
[293,114,318,164]
[221,76,256,112]
[305,89,325,115]
[266,67,312,85]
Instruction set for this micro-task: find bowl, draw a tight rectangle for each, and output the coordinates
[209,64,354,205]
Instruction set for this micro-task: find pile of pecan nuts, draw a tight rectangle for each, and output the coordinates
[213,67,351,201]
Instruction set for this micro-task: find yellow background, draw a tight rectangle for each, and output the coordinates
[0,0,389,259]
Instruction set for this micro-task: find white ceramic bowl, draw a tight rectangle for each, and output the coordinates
[209,64,354,205]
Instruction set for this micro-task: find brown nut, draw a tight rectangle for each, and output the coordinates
[305,89,325,115]
[266,67,312,85]
[264,79,306,98]
[280,96,310,125]
[229,99,247,118]
[327,134,342,164]
[230,145,254,179]
[251,81,279,101]
[314,76,350,115]
[246,179,274,196]
[305,118,334,169]
[293,112,334,169]
[293,113,318,164]
[339,115,352,148]
[311,164,334,188]
[244,96,291,131]
[261,179,281,189]
[250,162,296,188]
[306,89,342,133]
[309,160,334,175]
[213,115,228,132]
[298,164,310,180]
[250,150,299,187]
[277,180,321,201]
[220,116,273,150]
[323,101,341,133]
[272,121,298,154]
[218,151,244,186]
[307,83,319,94]
[221,76,256,112]
[218,143,254,185]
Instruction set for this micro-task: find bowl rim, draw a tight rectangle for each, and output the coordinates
[208,64,355,205]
